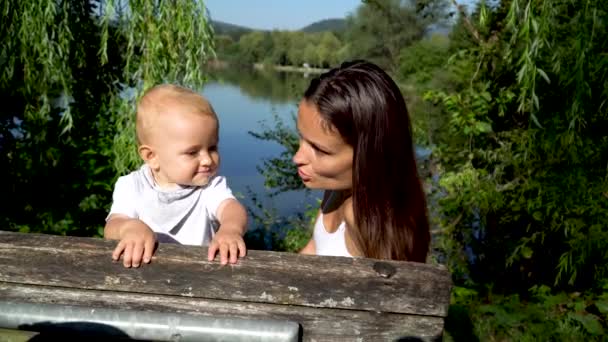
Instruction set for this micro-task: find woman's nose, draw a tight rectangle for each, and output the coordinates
[292,142,306,165]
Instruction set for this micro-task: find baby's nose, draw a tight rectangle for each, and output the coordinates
[199,153,212,165]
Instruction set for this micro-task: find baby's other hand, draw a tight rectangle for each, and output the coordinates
[208,229,246,265]
[112,220,156,268]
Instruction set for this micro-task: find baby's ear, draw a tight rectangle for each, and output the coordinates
[138,145,159,170]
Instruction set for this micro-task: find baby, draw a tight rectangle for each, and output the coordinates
[104,84,247,267]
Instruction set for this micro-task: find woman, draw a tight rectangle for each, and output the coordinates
[294,60,430,262]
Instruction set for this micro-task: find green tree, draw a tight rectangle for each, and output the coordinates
[238,31,272,65]
[269,30,292,66]
[317,32,342,67]
[302,44,319,67]
[214,34,238,60]
[345,0,448,71]
[286,31,312,67]
[399,33,450,84]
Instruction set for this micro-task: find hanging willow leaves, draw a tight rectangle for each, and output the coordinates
[431,0,608,290]
[0,0,214,236]
[1,0,215,174]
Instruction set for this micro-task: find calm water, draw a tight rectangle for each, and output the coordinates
[202,68,321,219]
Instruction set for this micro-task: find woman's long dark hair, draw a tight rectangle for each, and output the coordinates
[304,60,430,262]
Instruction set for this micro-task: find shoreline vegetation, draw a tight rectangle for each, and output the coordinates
[253,63,329,74]
[206,59,328,74]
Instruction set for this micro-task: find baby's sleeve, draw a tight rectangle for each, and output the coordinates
[205,176,237,220]
[106,175,138,220]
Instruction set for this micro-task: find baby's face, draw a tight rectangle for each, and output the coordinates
[151,110,220,188]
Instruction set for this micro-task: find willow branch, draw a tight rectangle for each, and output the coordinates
[450,0,482,44]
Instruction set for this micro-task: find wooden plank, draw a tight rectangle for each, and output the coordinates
[0,283,444,341]
[0,231,451,317]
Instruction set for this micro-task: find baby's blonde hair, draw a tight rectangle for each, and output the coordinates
[136,84,217,145]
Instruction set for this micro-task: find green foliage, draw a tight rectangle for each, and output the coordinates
[237,31,271,66]
[248,113,303,195]
[244,187,318,253]
[426,0,608,291]
[348,0,449,71]
[286,31,313,67]
[446,286,608,341]
[399,34,450,84]
[225,29,346,69]
[1,0,73,127]
[316,32,342,68]
[425,84,494,140]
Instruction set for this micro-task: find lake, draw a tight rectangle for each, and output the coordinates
[202,68,321,221]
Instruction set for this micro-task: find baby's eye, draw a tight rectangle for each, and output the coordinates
[209,145,218,152]
[186,150,199,156]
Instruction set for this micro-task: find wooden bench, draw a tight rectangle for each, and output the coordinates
[0,231,451,341]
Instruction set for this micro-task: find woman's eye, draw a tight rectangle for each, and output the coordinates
[313,145,329,155]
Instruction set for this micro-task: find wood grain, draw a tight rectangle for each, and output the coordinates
[0,231,451,341]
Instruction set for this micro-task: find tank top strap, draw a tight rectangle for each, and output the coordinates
[313,213,352,257]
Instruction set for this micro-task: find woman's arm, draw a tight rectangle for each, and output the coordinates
[299,238,316,255]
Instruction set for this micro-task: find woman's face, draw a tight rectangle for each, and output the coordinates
[293,100,353,190]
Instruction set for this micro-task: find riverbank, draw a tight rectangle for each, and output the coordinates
[206,59,329,74]
[253,63,329,74]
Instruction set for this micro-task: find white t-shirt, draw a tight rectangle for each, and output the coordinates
[107,164,235,246]
[313,213,353,257]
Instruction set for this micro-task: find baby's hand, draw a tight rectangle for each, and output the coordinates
[112,220,156,268]
[208,228,246,265]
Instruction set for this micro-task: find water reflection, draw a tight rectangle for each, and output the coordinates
[208,67,311,104]
[202,68,320,222]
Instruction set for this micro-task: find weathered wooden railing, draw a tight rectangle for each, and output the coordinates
[0,231,452,341]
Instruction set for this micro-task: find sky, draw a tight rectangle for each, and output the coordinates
[204,0,362,31]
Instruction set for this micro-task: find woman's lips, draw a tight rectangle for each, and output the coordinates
[298,168,312,181]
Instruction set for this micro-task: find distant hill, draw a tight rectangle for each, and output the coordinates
[300,18,347,33]
[210,18,348,41]
[211,20,254,41]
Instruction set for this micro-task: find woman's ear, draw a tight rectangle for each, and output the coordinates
[138,145,159,170]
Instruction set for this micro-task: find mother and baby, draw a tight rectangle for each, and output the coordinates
[104,60,430,268]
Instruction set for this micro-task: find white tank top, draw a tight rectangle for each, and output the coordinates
[313,213,353,257]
